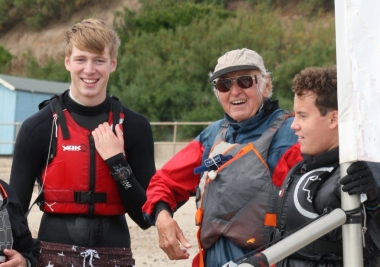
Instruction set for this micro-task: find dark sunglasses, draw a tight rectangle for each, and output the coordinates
[213,75,258,93]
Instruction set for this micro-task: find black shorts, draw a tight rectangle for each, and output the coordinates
[38,241,135,267]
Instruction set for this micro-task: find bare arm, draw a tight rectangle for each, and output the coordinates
[155,210,191,260]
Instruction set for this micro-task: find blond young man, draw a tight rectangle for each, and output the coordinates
[10,18,156,266]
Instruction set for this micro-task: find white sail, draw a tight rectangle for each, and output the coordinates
[336,1,380,266]
[337,0,380,164]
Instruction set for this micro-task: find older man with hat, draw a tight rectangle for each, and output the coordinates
[142,48,302,267]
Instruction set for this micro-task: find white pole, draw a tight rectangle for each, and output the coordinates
[334,0,364,266]
[222,209,347,267]
[264,209,347,265]
[340,163,364,266]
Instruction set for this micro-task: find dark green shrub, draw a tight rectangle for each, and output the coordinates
[1,0,108,32]
[23,52,69,82]
[110,3,336,139]
[0,45,12,71]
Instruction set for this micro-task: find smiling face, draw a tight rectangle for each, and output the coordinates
[291,92,339,156]
[65,45,117,106]
[216,70,271,122]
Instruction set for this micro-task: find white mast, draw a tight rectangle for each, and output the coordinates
[336,0,380,266]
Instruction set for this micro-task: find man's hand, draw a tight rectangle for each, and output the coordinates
[92,122,124,160]
[156,210,191,260]
[0,249,29,266]
[341,161,380,205]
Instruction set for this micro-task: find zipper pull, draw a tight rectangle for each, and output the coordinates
[279,175,294,197]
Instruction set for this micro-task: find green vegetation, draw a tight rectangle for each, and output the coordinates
[0,0,108,32]
[0,45,12,71]
[110,0,336,139]
[22,52,69,82]
[1,0,336,140]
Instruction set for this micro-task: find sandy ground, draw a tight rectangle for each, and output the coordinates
[27,185,199,267]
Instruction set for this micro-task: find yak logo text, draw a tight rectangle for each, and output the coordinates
[62,144,87,152]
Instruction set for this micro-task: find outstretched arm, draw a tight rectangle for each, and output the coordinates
[155,209,191,260]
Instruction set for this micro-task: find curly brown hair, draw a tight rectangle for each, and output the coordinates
[292,66,337,116]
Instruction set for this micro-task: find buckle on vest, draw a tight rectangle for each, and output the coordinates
[74,191,107,204]
[193,154,233,174]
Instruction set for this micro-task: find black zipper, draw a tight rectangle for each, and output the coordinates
[89,135,95,215]
[277,174,295,232]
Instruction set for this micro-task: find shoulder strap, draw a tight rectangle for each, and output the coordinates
[250,110,292,160]
[110,95,123,135]
[0,184,7,208]
[49,94,70,139]
[43,94,69,160]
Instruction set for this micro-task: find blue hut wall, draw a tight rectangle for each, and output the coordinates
[15,90,53,122]
[0,85,16,155]
[0,89,55,155]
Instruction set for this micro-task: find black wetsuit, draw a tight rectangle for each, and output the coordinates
[9,90,156,248]
[275,148,380,267]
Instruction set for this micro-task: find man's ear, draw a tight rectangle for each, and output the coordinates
[330,110,338,129]
[262,75,272,97]
[110,59,117,72]
[65,57,70,71]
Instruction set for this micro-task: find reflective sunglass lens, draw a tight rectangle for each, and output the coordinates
[216,79,231,92]
[236,76,253,89]
[215,75,256,92]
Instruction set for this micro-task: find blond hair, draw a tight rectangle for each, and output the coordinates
[65,18,120,59]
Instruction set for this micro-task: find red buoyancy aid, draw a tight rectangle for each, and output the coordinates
[40,96,126,216]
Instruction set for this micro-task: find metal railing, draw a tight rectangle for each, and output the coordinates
[150,121,212,157]
[0,121,212,145]
[150,121,212,143]
[0,122,22,145]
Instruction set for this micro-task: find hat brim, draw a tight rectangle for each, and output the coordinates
[209,65,259,82]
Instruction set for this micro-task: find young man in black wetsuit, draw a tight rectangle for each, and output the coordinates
[9,18,156,267]
[237,66,380,267]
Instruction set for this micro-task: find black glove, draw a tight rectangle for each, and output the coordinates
[340,161,380,206]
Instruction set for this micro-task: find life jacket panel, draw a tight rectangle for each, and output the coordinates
[41,97,126,216]
[0,183,12,261]
[276,163,338,231]
[197,111,291,250]
[275,165,341,262]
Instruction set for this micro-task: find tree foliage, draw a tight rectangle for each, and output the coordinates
[0,0,108,32]
[0,45,12,71]
[23,53,69,82]
[109,0,336,138]
[2,0,336,140]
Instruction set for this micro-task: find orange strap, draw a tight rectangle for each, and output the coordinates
[195,177,208,267]
[196,226,205,267]
[264,213,277,227]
